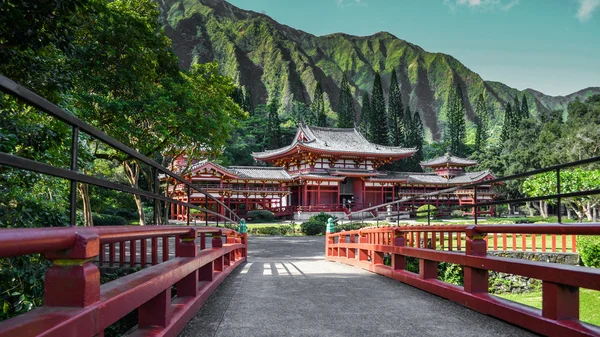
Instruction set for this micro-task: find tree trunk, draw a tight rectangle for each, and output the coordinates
[567,207,572,220]
[526,202,535,217]
[78,183,93,226]
[539,200,548,218]
[593,207,598,222]
[124,160,145,226]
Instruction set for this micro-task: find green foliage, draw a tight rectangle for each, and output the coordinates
[311,82,327,126]
[246,210,276,222]
[368,72,388,145]
[337,74,354,128]
[474,93,489,152]
[300,221,326,236]
[359,93,371,136]
[578,236,600,268]
[439,262,463,286]
[265,99,282,149]
[416,204,438,218]
[92,213,128,226]
[249,225,295,235]
[0,255,50,320]
[104,208,138,220]
[309,212,334,225]
[387,70,404,146]
[444,85,466,156]
[402,107,425,172]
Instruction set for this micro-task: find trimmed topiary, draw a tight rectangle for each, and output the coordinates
[416,204,438,218]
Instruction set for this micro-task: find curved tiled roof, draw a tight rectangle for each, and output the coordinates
[228,166,292,181]
[407,171,492,184]
[253,123,416,159]
[420,153,478,167]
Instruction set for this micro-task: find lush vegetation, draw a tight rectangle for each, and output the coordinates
[578,236,600,268]
[0,0,242,323]
[300,212,334,236]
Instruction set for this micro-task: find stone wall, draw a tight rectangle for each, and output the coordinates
[487,251,579,294]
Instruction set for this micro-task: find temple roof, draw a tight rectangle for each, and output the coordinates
[407,171,493,184]
[420,153,478,167]
[253,123,416,160]
[227,166,293,181]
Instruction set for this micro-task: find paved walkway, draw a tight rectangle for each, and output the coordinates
[180,237,536,337]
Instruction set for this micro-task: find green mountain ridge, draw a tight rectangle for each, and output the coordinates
[156,0,600,141]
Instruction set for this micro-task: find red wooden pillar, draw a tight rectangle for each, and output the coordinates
[304,183,308,206]
[139,288,171,328]
[392,230,406,271]
[317,182,321,205]
[464,226,488,293]
[44,233,100,307]
[177,229,198,297]
[358,235,369,261]
[542,282,579,320]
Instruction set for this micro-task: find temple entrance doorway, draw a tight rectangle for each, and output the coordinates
[340,177,355,207]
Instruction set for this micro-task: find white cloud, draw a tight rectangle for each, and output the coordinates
[337,0,367,8]
[576,0,600,21]
[444,0,519,11]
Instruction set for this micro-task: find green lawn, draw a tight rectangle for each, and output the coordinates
[497,289,600,326]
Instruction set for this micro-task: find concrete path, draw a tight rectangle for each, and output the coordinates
[180,236,536,337]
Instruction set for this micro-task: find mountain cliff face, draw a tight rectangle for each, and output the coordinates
[155,0,600,141]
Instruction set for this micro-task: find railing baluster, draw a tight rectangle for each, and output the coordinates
[109,242,115,267]
[119,241,125,267]
[141,238,147,267]
[561,234,567,253]
[99,244,105,267]
[129,240,136,267]
[152,237,158,265]
[162,236,169,262]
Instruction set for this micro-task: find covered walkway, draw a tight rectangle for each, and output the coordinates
[181,237,534,337]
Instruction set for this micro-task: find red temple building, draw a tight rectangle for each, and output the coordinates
[168,124,496,221]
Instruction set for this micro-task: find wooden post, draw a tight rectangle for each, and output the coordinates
[44,233,100,307]
[392,230,406,271]
[542,282,579,320]
[177,229,198,297]
[464,226,488,294]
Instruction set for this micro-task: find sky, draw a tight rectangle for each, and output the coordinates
[226,0,600,96]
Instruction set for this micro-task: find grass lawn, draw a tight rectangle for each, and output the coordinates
[497,289,600,326]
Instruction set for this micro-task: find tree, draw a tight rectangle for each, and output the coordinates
[402,108,425,172]
[500,102,513,143]
[513,95,521,121]
[265,99,282,149]
[387,70,404,146]
[521,95,530,119]
[474,93,489,152]
[337,74,354,128]
[368,72,389,145]
[359,93,371,136]
[522,168,600,221]
[311,82,327,127]
[232,87,244,108]
[444,85,466,156]
[243,87,254,116]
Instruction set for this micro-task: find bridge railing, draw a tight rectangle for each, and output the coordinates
[326,224,600,337]
[0,75,248,336]
[0,225,247,337]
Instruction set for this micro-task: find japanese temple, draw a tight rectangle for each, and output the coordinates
[168,124,496,221]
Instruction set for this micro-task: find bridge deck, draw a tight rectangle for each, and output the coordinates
[180,237,535,337]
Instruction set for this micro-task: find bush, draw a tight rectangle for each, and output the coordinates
[249,226,293,235]
[335,222,371,232]
[92,213,128,226]
[300,221,326,236]
[451,210,464,217]
[104,208,137,220]
[578,235,600,268]
[247,210,275,222]
[416,204,438,218]
[144,210,154,224]
[308,212,333,224]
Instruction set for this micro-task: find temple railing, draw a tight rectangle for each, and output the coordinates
[326,225,600,337]
[0,225,247,337]
[0,75,247,336]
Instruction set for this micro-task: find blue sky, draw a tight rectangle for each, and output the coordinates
[227,0,600,96]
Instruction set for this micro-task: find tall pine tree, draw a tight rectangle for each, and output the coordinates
[387,70,404,146]
[513,95,521,123]
[474,93,489,152]
[444,85,467,156]
[403,108,425,172]
[500,102,513,143]
[337,74,354,128]
[368,72,388,144]
[265,99,282,149]
[311,82,327,127]
[521,95,530,119]
[359,93,371,136]
[243,87,254,116]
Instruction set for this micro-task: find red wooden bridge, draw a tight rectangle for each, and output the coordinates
[1,75,600,336]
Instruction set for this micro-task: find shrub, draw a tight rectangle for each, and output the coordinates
[578,235,600,268]
[451,210,464,218]
[247,210,275,222]
[416,204,438,218]
[335,222,370,232]
[92,213,128,226]
[301,221,326,236]
[308,212,333,224]
[104,208,137,220]
[248,226,293,235]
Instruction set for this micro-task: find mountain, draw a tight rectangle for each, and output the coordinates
[155,0,600,141]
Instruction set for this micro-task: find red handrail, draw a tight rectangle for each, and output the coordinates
[326,224,600,337]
